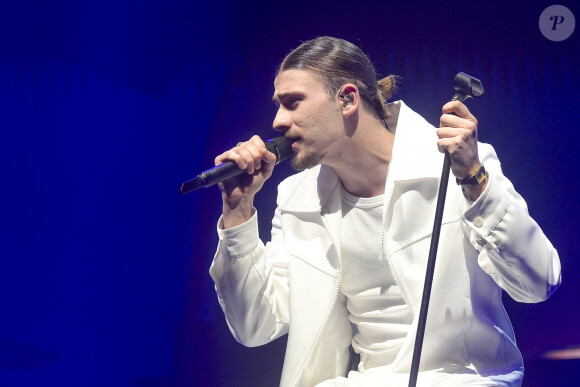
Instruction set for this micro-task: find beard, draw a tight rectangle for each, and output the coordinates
[290,146,325,171]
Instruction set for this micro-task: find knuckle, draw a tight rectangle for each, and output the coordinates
[215,152,229,165]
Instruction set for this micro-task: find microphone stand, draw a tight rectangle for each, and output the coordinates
[408,73,484,387]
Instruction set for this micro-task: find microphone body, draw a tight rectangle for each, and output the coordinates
[179,137,292,194]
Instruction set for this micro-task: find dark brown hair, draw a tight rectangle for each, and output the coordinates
[277,36,397,120]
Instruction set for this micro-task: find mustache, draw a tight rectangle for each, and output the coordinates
[284,132,301,141]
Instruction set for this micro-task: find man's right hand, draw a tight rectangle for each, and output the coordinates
[216,135,278,229]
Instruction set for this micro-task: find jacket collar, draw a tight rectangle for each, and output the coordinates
[277,101,443,213]
[388,101,443,182]
[277,164,340,213]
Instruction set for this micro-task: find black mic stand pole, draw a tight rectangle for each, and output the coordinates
[408,72,484,387]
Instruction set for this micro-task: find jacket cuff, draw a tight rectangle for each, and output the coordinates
[462,172,509,237]
[217,209,259,257]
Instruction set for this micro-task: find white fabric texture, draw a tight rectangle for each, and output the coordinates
[340,186,413,372]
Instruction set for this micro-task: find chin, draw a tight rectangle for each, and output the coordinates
[290,149,323,171]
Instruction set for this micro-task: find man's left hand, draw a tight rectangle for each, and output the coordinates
[437,101,487,200]
[437,100,481,179]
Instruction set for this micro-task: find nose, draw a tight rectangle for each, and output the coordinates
[273,107,291,132]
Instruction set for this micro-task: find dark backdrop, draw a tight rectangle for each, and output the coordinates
[0,1,578,386]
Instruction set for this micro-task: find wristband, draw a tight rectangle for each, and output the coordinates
[456,164,487,186]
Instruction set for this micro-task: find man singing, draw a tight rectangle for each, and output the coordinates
[208,36,561,386]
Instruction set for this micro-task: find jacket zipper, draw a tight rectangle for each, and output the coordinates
[290,215,342,387]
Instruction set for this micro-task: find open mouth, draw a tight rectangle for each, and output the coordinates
[290,139,300,150]
[285,136,300,148]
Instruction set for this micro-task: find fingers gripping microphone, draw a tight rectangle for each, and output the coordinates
[179,137,293,194]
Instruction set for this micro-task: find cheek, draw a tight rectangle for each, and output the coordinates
[295,103,340,138]
[292,112,314,134]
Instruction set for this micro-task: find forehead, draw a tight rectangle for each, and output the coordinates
[272,69,326,100]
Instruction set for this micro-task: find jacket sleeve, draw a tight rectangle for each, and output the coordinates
[461,143,561,303]
[209,206,290,347]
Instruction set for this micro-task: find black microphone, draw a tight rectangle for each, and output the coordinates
[179,137,293,194]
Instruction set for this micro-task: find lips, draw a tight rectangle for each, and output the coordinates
[284,136,299,146]
[287,138,300,150]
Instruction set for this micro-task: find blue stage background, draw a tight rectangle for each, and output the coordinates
[0,1,578,386]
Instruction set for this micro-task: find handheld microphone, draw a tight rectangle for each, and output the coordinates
[179,136,293,194]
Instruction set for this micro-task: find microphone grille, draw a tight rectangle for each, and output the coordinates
[266,137,293,164]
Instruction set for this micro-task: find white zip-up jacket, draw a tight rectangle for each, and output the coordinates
[210,101,561,387]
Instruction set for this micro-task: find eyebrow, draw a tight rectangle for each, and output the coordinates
[272,91,304,104]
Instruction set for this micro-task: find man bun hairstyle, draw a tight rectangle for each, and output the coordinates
[278,36,397,120]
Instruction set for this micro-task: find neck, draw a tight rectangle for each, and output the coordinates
[330,115,394,198]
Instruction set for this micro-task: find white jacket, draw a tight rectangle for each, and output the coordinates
[210,101,561,387]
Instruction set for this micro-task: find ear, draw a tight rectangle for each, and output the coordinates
[337,84,359,118]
